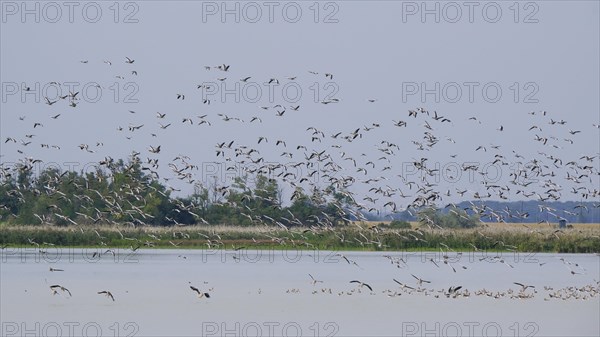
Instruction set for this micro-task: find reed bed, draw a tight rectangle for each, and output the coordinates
[1,222,598,253]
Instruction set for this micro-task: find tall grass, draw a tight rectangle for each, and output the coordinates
[0,222,598,253]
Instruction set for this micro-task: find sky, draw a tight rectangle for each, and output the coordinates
[1,0,599,210]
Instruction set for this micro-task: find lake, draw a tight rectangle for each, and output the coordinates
[1,248,598,336]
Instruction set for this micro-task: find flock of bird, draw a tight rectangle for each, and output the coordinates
[1,57,599,307]
[2,57,599,229]
[35,245,599,303]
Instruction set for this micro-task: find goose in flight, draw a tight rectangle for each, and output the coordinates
[49,267,64,272]
[125,57,135,64]
[98,290,115,301]
[393,279,415,290]
[190,285,210,298]
[448,286,462,293]
[148,145,161,153]
[45,97,57,105]
[350,280,373,291]
[513,282,535,292]
[216,64,230,71]
[411,274,431,286]
[309,274,323,285]
[50,285,72,296]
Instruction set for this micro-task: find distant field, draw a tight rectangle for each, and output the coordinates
[1,222,599,253]
[355,221,600,230]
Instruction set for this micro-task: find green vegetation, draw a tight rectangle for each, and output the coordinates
[1,223,598,253]
[381,220,412,229]
[0,157,349,228]
[418,207,480,229]
[2,157,599,253]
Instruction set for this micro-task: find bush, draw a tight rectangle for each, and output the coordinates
[387,220,412,229]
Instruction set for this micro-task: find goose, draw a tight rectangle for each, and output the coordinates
[50,285,72,296]
[125,57,134,64]
[411,274,431,286]
[190,285,210,298]
[98,290,115,301]
[447,285,462,294]
[216,64,230,71]
[513,282,535,292]
[349,280,373,291]
[309,274,323,285]
[393,279,415,290]
[148,145,161,153]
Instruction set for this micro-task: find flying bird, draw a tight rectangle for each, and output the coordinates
[190,285,210,298]
[349,280,373,291]
[513,282,535,292]
[98,290,115,301]
[309,274,323,285]
[50,285,72,297]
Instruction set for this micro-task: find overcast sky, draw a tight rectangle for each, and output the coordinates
[1,1,598,207]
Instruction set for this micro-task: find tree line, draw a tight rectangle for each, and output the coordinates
[0,157,352,228]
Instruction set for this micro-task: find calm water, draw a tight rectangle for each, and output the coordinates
[1,248,599,336]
